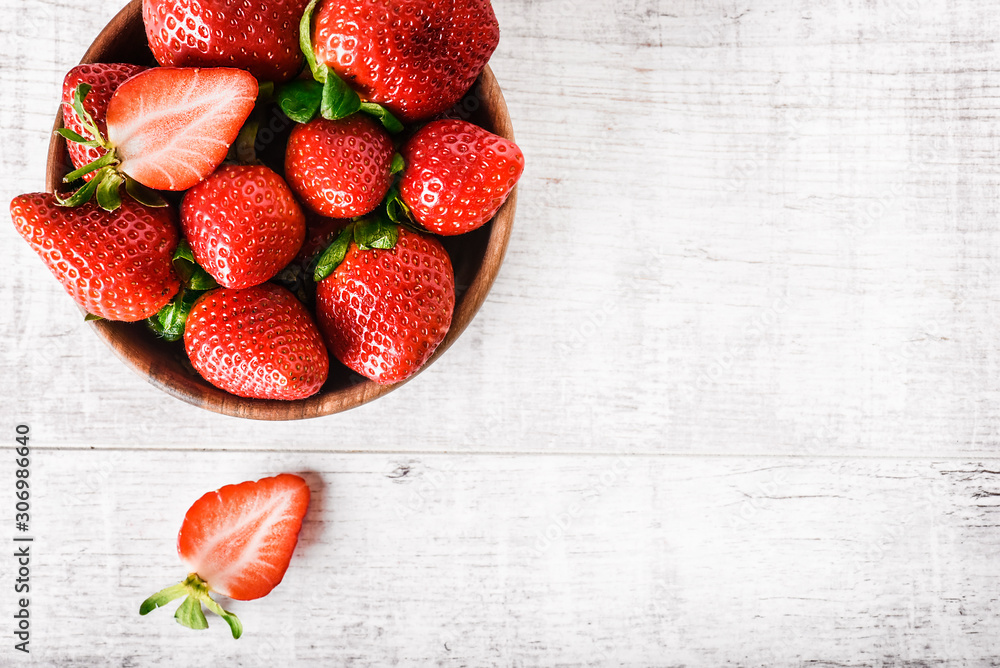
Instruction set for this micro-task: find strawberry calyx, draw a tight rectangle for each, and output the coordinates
[56,84,167,212]
[147,241,220,341]
[276,0,403,132]
[140,572,243,639]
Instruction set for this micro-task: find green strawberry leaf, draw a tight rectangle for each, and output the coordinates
[321,72,361,121]
[390,153,405,175]
[139,582,189,616]
[200,595,243,640]
[70,84,105,145]
[277,80,323,124]
[174,596,209,631]
[96,171,124,212]
[84,313,103,322]
[354,217,398,251]
[172,241,219,291]
[124,177,168,208]
[63,150,118,184]
[384,185,412,224]
[174,240,196,265]
[313,225,354,282]
[360,102,404,134]
[299,0,327,84]
[56,127,102,148]
[55,166,111,207]
[151,288,206,342]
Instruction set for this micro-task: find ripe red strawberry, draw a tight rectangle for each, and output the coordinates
[143,0,310,83]
[184,284,329,400]
[105,67,258,191]
[312,0,499,123]
[140,474,311,638]
[181,165,306,289]
[285,115,395,218]
[316,226,455,384]
[400,119,524,236]
[10,193,179,321]
[61,63,147,182]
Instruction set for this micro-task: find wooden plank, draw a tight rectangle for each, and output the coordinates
[13,450,1000,664]
[2,0,998,454]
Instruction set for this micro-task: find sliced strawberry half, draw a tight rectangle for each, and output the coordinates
[57,67,258,211]
[140,474,311,638]
[106,67,258,191]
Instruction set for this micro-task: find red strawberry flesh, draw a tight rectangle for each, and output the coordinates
[105,67,258,191]
[177,473,310,601]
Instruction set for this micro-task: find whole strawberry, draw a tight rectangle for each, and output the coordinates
[140,473,311,638]
[285,115,395,219]
[315,225,455,384]
[400,119,524,236]
[184,284,329,400]
[10,193,179,321]
[181,165,306,289]
[143,0,310,83]
[62,63,146,182]
[312,0,499,122]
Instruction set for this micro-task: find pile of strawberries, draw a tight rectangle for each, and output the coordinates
[11,0,524,401]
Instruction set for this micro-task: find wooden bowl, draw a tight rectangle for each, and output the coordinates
[45,0,517,420]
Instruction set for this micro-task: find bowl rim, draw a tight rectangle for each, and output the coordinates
[44,0,518,421]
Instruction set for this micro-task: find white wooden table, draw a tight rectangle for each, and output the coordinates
[3,0,1000,664]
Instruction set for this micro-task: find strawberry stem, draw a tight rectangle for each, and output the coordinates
[140,573,243,639]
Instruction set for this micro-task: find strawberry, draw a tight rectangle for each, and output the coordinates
[311,0,500,123]
[142,0,310,83]
[314,224,455,384]
[184,284,329,400]
[10,193,180,321]
[61,63,147,182]
[57,67,258,210]
[284,114,395,218]
[181,165,306,289]
[106,67,258,191]
[140,474,311,638]
[399,119,524,236]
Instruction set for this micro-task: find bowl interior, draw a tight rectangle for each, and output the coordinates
[45,0,517,420]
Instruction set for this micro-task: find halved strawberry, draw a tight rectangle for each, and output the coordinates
[106,67,258,191]
[140,474,311,638]
[61,63,147,182]
[57,67,258,210]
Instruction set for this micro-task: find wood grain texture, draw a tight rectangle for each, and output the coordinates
[2,0,1000,664]
[4,0,996,451]
[6,449,1000,665]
